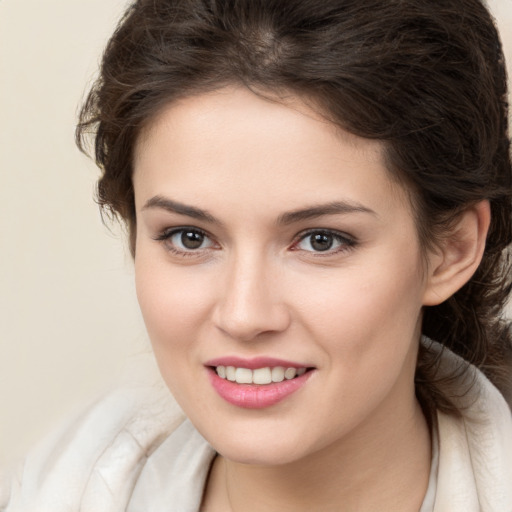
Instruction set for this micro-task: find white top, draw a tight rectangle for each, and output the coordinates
[419,420,439,512]
[1,344,511,512]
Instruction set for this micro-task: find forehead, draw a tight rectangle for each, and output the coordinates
[135,86,383,163]
[133,87,410,219]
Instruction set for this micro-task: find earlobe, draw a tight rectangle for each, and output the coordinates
[422,200,491,306]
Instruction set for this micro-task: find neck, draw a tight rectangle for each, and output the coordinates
[203,394,431,512]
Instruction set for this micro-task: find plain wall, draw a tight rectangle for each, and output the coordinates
[1,0,512,468]
[0,0,145,468]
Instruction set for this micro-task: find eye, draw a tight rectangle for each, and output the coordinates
[172,229,211,250]
[294,230,355,254]
[156,227,215,253]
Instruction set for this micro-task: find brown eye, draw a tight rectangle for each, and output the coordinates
[179,230,205,249]
[161,228,215,252]
[295,230,355,254]
[310,233,334,251]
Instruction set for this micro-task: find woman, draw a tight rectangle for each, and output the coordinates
[3,0,512,510]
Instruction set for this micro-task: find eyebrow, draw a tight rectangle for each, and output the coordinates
[277,201,377,225]
[142,196,219,224]
[142,195,376,225]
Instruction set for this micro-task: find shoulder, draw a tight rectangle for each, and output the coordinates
[432,342,512,511]
[1,382,192,512]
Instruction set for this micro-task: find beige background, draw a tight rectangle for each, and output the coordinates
[1,0,511,467]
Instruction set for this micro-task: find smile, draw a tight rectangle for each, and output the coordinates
[215,365,307,385]
[207,361,315,409]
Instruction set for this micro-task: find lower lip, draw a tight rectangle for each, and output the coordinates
[207,368,313,409]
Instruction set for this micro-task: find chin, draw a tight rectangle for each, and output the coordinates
[218,440,307,466]
[196,418,319,466]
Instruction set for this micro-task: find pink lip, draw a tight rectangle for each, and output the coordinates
[206,367,314,409]
[205,356,309,370]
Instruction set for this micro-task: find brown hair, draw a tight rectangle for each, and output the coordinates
[77,0,512,414]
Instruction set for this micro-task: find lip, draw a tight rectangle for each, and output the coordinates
[206,364,314,409]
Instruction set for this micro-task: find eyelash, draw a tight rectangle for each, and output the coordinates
[291,229,357,256]
[154,227,357,257]
[154,227,216,257]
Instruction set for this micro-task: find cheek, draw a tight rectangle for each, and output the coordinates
[292,250,425,366]
[303,264,421,324]
[293,259,424,429]
[134,254,212,351]
[134,256,214,405]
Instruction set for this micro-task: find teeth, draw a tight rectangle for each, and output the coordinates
[284,367,297,380]
[215,365,307,385]
[235,367,252,384]
[271,366,285,383]
[226,366,236,381]
[253,367,272,384]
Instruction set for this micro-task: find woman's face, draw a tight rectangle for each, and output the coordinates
[133,87,431,465]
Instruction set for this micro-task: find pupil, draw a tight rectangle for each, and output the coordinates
[181,231,203,249]
[311,233,333,251]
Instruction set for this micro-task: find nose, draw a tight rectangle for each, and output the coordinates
[212,253,291,342]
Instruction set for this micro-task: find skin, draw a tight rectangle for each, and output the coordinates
[132,86,488,511]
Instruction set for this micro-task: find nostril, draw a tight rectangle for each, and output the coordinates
[213,303,292,342]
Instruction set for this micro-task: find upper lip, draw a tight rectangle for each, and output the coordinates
[205,356,312,370]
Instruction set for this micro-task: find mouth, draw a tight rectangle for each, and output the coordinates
[212,365,310,385]
[205,359,316,409]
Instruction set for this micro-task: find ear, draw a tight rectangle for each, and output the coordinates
[422,200,490,306]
